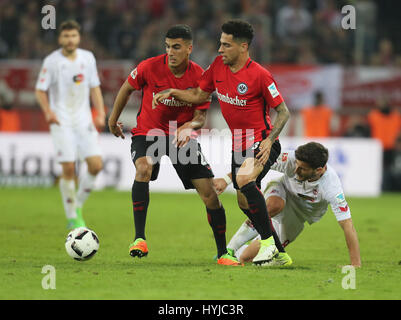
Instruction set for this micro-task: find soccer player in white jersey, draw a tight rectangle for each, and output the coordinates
[214,142,361,267]
[35,20,106,229]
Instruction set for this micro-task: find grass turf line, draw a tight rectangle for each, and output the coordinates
[1,188,400,299]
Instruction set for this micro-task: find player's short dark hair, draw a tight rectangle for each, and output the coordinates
[295,142,329,169]
[221,20,254,46]
[59,20,81,34]
[165,24,193,41]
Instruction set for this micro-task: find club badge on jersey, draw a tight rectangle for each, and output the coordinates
[237,82,248,95]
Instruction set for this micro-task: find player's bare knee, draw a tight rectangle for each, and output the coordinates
[200,188,220,209]
[135,163,152,181]
[88,161,103,176]
[61,163,75,179]
[266,197,284,217]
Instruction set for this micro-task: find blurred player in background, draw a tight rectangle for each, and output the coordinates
[35,20,106,229]
[153,20,290,266]
[214,142,361,267]
[108,25,241,266]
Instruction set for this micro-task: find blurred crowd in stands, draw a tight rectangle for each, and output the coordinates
[299,92,401,191]
[1,0,400,66]
[1,0,401,190]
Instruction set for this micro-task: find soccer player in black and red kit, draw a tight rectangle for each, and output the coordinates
[108,25,241,266]
[153,20,291,265]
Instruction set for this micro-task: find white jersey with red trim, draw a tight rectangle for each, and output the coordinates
[268,150,351,225]
[35,48,100,127]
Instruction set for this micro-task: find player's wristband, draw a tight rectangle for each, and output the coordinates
[223,174,232,185]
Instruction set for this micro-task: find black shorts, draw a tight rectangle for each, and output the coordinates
[130,135,214,189]
[231,139,281,190]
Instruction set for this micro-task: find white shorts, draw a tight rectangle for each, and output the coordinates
[235,178,305,259]
[264,177,305,246]
[50,123,102,163]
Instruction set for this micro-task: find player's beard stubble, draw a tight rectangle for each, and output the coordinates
[63,43,78,54]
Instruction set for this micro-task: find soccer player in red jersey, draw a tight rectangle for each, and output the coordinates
[153,20,291,265]
[108,25,241,266]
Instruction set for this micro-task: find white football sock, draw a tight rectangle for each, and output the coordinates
[59,178,77,219]
[76,172,97,209]
[227,221,258,251]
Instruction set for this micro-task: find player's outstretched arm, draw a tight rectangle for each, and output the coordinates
[35,89,60,125]
[152,87,211,109]
[256,101,290,165]
[108,79,135,139]
[338,218,361,267]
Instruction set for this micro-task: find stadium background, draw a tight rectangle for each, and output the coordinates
[0,0,400,194]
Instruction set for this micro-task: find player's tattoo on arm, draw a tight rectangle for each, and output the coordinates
[267,102,290,142]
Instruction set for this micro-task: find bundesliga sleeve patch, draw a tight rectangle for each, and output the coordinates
[335,193,348,210]
[335,193,346,203]
[267,82,280,98]
[130,68,138,80]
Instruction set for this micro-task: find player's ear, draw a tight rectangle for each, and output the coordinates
[240,42,248,53]
[187,43,193,55]
[315,167,324,175]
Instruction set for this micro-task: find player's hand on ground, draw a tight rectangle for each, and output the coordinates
[108,121,125,139]
[152,89,172,109]
[45,110,60,125]
[94,112,106,131]
[213,178,228,195]
[256,138,273,166]
[173,122,192,148]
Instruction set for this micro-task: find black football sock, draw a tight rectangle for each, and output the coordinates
[240,207,285,253]
[240,181,273,240]
[239,208,260,233]
[132,180,150,240]
[269,219,285,253]
[206,206,227,258]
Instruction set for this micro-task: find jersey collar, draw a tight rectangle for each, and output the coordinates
[228,57,252,75]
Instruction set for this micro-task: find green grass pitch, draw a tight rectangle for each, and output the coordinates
[1,188,400,300]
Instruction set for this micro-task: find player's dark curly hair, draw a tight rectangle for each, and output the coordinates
[221,20,254,45]
[165,24,193,41]
[295,142,329,169]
